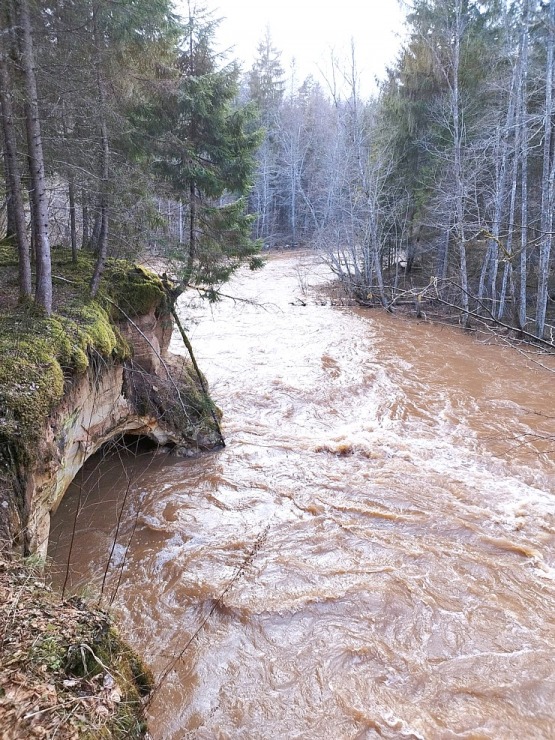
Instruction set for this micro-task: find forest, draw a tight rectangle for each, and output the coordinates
[1,3,555,737]
[1,0,555,344]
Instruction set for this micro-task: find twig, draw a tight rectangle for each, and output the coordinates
[108,444,175,608]
[23,697,89,720]
[98,472,132,607]
[432,278,555,351]
[101,296,195,429]
[170,304,225,447]
[187,283,276,311]
[146,521,270,707]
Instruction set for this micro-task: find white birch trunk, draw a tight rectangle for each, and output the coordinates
[519,0,530,331]
[535,0,555,337]
[452,1,469,326]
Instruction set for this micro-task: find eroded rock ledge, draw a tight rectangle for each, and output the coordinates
[0,254,221,557]
[30,310,219,555]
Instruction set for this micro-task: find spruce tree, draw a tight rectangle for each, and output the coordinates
[246,30,285,243]
[150,4,262,289]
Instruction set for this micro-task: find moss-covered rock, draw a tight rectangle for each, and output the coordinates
[103,264,166,318]
[0,243,221,557]
[0,307,127,467]
[0,248,221,738]
[50,249,167,316]
[0,250,166,468]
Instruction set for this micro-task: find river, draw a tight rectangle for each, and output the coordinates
[49,252,555,739]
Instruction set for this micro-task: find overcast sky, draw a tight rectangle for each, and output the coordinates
[176,0,407,97]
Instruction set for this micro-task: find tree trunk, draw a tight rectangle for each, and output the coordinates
[186,180,196,282]
[60,98,78,262]
[178,199,183,244]
[68,177,77,262]
[2,148,16,241]
[498,54,523,322]
[81,190,89,249]
[17,0,51,314]
[90,6,110,297]
[0,19,32,299]
[372,236,388,309]
[452,1,469,326]
[440,229,450,287]
[89,135,109,294]
[480,62,519,314]
[89,206,102,251]
[535,0,555,338]
[519,0,529,332]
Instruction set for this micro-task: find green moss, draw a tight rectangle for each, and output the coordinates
[0,304,126,464]
[0,316,66,449]
[0,249,165,467]
[60,302,126,360]
[28,593,149,736]
[49,249,166,320]
[30,633,66,671]
[66,623,153,739]
[1,555,152,738]
[103,263,165,318]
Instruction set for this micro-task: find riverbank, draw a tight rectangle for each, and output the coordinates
[0,242,221,737]
[0,555,152,738]
[316,250,555,351]
[0,243,221,554]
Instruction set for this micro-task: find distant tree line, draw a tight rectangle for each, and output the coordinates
[242,1,555,342]
[0,0,261,315]
[4,0,554,342]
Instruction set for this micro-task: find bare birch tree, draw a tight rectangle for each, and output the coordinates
[536,0,555,338]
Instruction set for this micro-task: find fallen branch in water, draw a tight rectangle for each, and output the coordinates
[145,521,271,707]
[431,278,555,351]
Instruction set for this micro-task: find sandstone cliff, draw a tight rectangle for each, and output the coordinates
[0,250,221,556]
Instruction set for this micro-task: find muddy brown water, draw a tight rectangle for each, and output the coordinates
[49,253,555,739]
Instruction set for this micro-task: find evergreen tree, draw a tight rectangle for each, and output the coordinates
[147,4,262,289]
[246,30,285,243]
[247,29,285,118]
[0,0,180,301]
[0,0,31,300]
